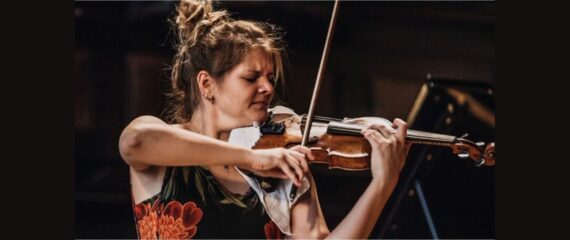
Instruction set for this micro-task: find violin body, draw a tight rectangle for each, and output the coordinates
[254,115,374,170]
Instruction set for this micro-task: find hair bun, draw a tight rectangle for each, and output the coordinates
[176,0,212,31]
[175,0,228,47]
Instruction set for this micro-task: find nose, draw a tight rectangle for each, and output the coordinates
[258,77,274,96]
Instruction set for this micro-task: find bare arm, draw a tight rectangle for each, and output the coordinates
[290,173,397,239]
[119,115,308,186]
[118,115,252,171]
[325,178,397,238]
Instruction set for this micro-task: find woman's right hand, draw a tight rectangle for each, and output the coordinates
[241,146,314,187]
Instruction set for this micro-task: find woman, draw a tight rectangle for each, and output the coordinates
[119,0,410,238]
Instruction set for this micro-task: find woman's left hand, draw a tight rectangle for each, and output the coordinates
[361,118,411,187]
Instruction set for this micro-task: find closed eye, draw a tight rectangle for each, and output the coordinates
[242,72,275,84]
[242,76,257,83]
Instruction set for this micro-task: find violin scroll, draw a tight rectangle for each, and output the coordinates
[451,138,495,167]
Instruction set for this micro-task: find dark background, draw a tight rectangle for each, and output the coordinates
[75,1,494,238]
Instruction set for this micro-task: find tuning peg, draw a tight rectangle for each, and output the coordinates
[458,151,470,159]
[476,141,485,147]
[474,158,486,167]
[460,133,469,139]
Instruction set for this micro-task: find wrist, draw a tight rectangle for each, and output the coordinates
[236,147,255,169]
[371,176,398,192]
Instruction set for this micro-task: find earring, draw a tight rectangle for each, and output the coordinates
[203,93,214,102]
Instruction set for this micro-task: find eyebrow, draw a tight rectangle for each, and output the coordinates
[245,70,274,75]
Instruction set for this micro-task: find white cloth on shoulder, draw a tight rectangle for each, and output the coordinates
[228,122,311,236]
[236,168,310,236]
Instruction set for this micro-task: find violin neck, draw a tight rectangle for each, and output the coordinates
[406,129,456,146]
[325,121,456,147]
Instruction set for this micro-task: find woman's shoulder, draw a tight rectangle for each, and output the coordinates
[126,116,190,131]
[170,123,187,130]
[131,116,190,130]
[129,115,167,126]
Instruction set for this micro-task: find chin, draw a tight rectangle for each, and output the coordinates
[248,108,269,124]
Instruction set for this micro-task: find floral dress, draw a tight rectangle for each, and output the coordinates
[132,166,284,239]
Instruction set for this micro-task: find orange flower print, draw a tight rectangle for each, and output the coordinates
[134,199,203,239]
[134,199,161,239]
[159,201,203,239]
[264,220,284,239]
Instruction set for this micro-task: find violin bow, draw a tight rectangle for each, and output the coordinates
[290,0,341,201]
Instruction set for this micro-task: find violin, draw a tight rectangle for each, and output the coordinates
[244,106,495,170]
[229,105,494,193]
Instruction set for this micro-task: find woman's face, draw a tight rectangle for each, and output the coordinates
[213,48,276,129]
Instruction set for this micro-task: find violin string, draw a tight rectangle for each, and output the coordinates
[301,115,343,123]
[302,115,457,145]
[327,126,456,144]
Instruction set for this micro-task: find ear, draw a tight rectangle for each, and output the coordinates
[196,70,217,96]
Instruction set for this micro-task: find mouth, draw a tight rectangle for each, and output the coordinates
[252,102,269,107]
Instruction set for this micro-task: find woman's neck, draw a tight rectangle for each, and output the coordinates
[188,106,231,141]
[187,107,250,195]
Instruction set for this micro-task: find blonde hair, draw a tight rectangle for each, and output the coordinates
[164,0,289,123]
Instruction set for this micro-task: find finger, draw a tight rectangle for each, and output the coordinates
[290,145,315,161]
[280,161,301,186]
[360,124,374,134]
[376,125,393,138]
[283,164,301,186]
[289,150,309,173]
[287,153,305,183]
[288,145,312,172]
[392,118,408,142]
[362,129,375,140]
[300,153,310,173]
[366,123,394,138]
[362,130,380,147]
[370,129,387,144]
[304,146,316,161]
[289,149,304,159]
